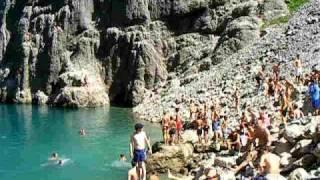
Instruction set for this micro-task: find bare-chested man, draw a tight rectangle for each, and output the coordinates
[162,112,170,144]
[175,108,183,143]
[293,55,303,84]
[227,128,241,153]
[233,87,240,114]
[130,123,152,180]
[189,100,197,121]
[255,65,266,91]
[272,62,281,81]
[293,104,304,120]
[202,117,210,144]
[195,114,203,144]
[128,162,138,180]
[253,119,272,153]
[169,116,177,145]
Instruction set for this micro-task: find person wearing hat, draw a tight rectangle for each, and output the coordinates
[130,123,152,180]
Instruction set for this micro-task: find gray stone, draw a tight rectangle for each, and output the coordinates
[288,168,311,180]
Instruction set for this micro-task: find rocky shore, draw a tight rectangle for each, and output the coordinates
[135,1,320,179]
[146,115,320,179]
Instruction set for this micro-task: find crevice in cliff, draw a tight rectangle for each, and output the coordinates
[1,0,28,101]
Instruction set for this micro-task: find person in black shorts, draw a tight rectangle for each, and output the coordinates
[195,114,203,144]
[169,116,177,145]
[203,118,210,144]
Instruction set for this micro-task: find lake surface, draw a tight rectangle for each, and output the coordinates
[0,104,161,180]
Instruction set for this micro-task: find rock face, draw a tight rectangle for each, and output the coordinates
[147,143,194,174]
[0,0,289,107]
[133,0,320,122]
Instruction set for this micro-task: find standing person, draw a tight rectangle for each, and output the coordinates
[175,108,183,143]
[233,87,241,114]
[195,114,203,144]
[161,112,170,144]
[272,62,281,81]
[293,55,303,84]
[253,119,272,154]
[240,112,248,129]
[130,123,152,180]
[168,116,177,145]
[255,65,266,91]
[202,117,210,144]
[212,116,222,142]
[221,119,232,148]
[266,78,275,98]
[211,106,221,142]
[280,89,290,127]
[309,79,320,115]
[189,100,197,121]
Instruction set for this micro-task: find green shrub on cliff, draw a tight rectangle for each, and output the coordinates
[262,0,309,29]
[286,0,309,13]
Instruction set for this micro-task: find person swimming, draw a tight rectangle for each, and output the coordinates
[49,152,59,161]
[119,154,127,161]
[79,128,86,136]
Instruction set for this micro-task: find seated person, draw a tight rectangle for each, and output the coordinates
[227,128,241,153]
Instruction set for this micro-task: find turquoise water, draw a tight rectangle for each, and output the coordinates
[0,105,161,180]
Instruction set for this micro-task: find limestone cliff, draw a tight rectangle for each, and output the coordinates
[0,0,289,107]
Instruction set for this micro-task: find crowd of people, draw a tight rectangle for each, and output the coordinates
[127,57,320,179]
[152,57,320,179]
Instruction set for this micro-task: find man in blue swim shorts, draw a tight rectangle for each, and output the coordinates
[130,123,152,180]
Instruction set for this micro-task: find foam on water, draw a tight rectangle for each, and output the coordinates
[110,160,132,169]
[41,158,72,167]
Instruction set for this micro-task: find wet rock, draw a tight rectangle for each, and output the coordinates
[33,90,48,105]
[52,86,109,108]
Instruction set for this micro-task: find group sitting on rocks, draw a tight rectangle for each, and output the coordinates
[157,58,320,179]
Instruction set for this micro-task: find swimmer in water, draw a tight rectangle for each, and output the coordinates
[58,160,63,166]
[79,128,86,136]
[49,152,58,161]
[120,154,127,161]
